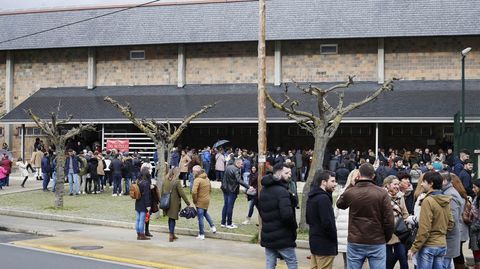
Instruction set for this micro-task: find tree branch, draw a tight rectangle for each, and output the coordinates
[324,75,355,94]
[340,78,396,115]
[24,109,55,137]
[265,87,318,122]
[170,102,217,142]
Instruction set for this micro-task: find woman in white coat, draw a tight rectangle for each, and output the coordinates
[335,169,359,269]
[16,157,29,187]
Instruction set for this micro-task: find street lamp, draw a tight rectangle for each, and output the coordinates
[461,47,472,134]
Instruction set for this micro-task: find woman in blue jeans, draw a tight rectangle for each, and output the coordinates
[191,165,216,239]
[134,169,152,240]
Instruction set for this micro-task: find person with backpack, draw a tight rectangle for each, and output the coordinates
[134,167,152,240]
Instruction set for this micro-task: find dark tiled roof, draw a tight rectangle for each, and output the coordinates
[2,80,479,124]
[0,0,479,50]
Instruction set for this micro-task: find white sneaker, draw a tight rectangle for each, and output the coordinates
[112,194,117,197]
[226,224,238,229]
[242,218,250,225]
[196,234,205,240]
[220,224,226,228]
[118,193,123,196]
[211,226,217,234]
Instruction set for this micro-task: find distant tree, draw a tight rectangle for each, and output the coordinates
[266,76,396,229]
[104,97,216,190]
[26,107,95,208]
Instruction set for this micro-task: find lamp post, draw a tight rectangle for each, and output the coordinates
[461,47,472,134]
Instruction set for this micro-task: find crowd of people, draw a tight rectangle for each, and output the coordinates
[2,137,480,269]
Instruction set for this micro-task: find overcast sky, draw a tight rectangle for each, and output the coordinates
[0,0,185,12]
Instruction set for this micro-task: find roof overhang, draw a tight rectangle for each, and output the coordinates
[2,80,479,125]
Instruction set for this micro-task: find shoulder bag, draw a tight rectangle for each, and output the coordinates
[159,181,175,210]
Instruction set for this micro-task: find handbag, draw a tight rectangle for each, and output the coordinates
[463,199,473,225]
[394,217,410,241]
[159,181,175,210]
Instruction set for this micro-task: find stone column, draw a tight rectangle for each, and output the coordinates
[87,47,96,89]
[274,41,282,86]
[377,38,385,84]
[5,51,14,148]
[177,44,186,88]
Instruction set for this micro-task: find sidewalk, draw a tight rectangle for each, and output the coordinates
[0,215,313,269]
[0,173,43,195]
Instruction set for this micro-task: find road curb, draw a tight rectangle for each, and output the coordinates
[0,209,309,249]
[0,225,55,237]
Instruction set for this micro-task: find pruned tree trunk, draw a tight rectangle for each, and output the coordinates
[299,127,328,230]
[54,146,66,208]
[26,106,95,208]
[104,97,217,192]
[156,142,167,192]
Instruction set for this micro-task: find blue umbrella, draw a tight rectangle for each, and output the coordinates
[213,140,229,149]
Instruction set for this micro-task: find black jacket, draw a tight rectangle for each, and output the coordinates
[306,187,338,256]
[258,174,297,249]
[221,164,249,194]
[135,178,152,212]
[335,167,350,186]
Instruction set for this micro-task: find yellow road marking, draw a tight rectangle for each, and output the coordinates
[13,241,190,269]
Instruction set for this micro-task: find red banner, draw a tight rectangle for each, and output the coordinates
[106,139,129,153]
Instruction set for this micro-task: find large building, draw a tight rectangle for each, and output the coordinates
[0,0,479,160]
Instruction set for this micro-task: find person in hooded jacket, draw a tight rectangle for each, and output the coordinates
[408,171,455,269]
[306,169,338,269]
[258,163,298,269]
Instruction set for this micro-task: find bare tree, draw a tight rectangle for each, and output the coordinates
[266,76,396,230]
[104,97,216,190]
[25,108,95,208]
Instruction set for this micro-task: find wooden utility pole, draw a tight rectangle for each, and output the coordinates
[257,0,266,238]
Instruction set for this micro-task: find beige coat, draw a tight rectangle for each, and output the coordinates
[96,156,105,175]
[30,150,43,168]
[388,192,409,245]
[179,155,191,173]
[192,172,211,209]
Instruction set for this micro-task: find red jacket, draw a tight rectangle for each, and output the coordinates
[2,159,12,175]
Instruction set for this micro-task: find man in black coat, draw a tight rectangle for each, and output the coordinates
[258,163,298,269]
[306,169,338,269]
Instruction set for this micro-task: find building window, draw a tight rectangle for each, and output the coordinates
[320,44,338,55]
[391,126,432,137]
[0,127,3,136]
[21,127,47,137]
[129,50,145,60]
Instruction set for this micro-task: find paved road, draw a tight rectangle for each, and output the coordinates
[0,231,147,269]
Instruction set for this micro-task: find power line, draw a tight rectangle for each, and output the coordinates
[0,0,162,46]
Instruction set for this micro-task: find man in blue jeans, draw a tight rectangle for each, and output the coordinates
[336,163,394,269]
[220,159,251,229]
[408,171,454,269]
[65,149,80,195]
